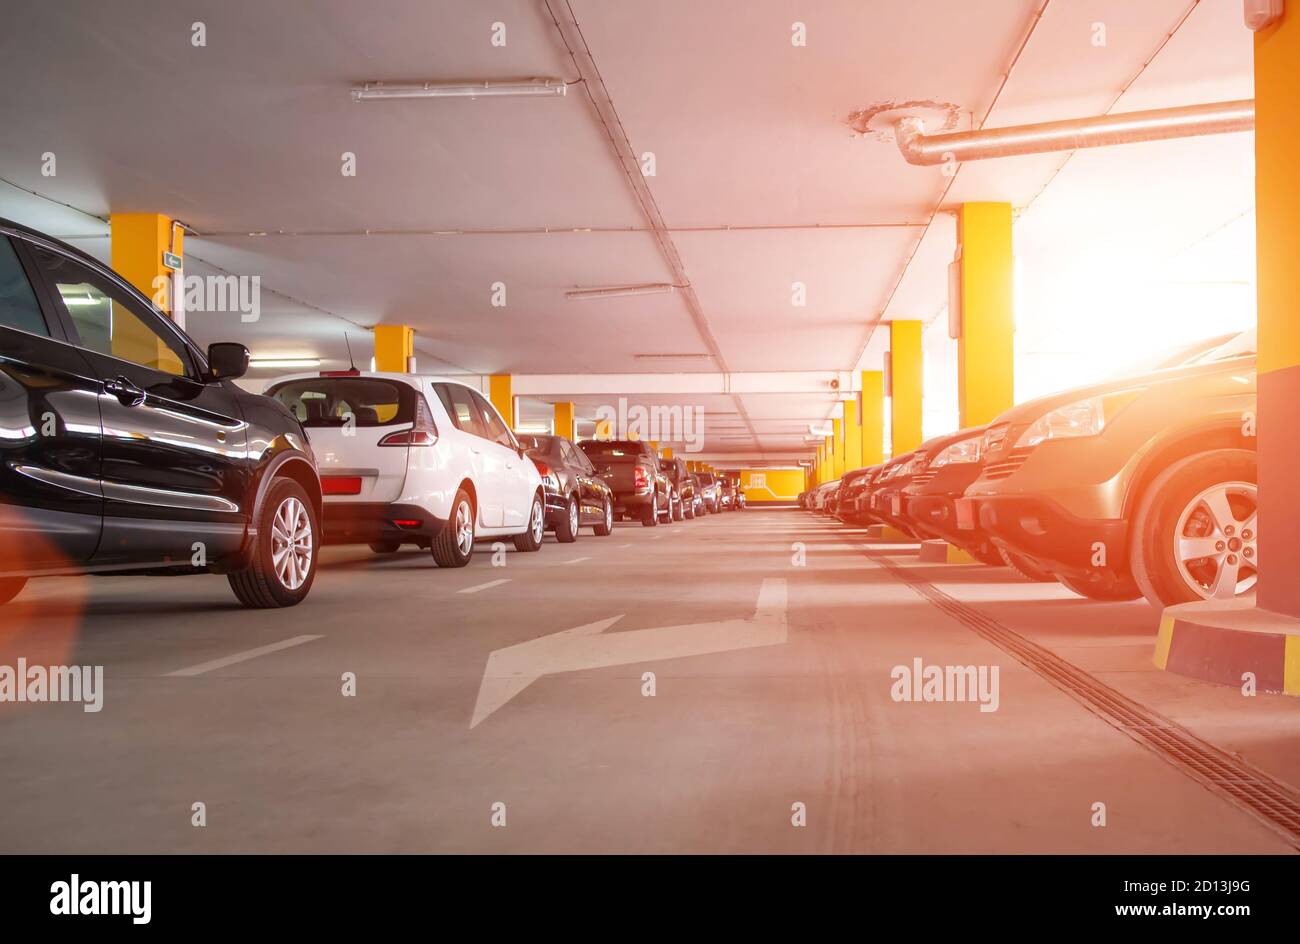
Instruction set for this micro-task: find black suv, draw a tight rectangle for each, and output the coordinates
[0,219,321,608]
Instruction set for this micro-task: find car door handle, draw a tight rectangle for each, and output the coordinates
[104,376,146,407]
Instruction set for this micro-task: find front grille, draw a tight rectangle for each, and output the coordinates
[911,470,938,485]
[982,447,1032,480]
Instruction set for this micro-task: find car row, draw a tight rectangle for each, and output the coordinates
[0,219,737,610]
[802,328,1258,610]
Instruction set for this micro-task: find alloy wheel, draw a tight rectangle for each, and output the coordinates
[531,497,545,543]
[271,496,313,591]
[568,498,579,536]
[1174,481,1257,599]
[455,499,474,556]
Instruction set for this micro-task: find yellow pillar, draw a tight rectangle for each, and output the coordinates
[843,399,861,476]
[661,447,673,459]
[110,213,182,317]
[553,402,576,440]
[861,370,884,466]
[489,375,514,428]
[957,203,1015,427]
[1256,10,1300,618]
[831,417,844,480]
[374,325,414,372]
[889,320,923,454]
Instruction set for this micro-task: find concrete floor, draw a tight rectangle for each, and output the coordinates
[1,509,1296,854]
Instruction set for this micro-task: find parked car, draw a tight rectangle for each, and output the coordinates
[836,467,877,525]
[867,453,926,537]
[663,457,696,519]
[689,473,705,516]
[812,480,840,512]
[578,439,674,526]
[716,476,736,510]
[696,472,721,513]
[960,329,1257,606]
[0,218,321,608]
[516,434,614,540]
[266,372,545,566]
[894,428,1003,565]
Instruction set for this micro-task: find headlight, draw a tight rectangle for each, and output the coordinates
[930,437,982,467]
[1015,390,1141,449]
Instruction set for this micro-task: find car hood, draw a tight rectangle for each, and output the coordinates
[990,355,1256,426]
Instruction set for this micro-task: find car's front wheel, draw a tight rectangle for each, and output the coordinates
[228,478,318,608]
[1130,449,1257,608]
[1058,571,1143,601]
[670,490,683,522]
[555,494,580,543]
[432,488,475,567]
[0,576,28,606]
[593,496,614,536]
[683,497,695,520]
[513,492,546,552]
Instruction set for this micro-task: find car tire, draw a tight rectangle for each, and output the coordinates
[593,496,614,536]
[369,541,401,554]
[556,494,580,543]
[1130,449,1257,608]
[671,491,684,521]
[969,541,1006,567]
[0,576,27,606]
[660,490,673,523]
[683,499,695,520]
[999,548,1057,583]
[1057,572,1143,601]
[432,488,475,568]
[228,477,318,608]
[513,492,546,552]
[641,492,658,527]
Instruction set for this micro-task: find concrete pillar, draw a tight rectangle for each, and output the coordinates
[374,326,414,372]
[553,402,576,440]
[1256,11,1300,617]
[489,375,514,428]
[957,202,1015,428]
[861,370,884,466]
[889,320,923,454]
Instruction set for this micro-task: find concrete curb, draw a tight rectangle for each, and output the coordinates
[1154,598,1300,696]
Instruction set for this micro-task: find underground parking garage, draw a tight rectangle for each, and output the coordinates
[0,0,1297,907]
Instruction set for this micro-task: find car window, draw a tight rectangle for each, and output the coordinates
[469,390,515,448]
[558,439,578,467]
[29,244,191,377]
[434,383,485,437]
[268,377,411,427]
[0,238,49,337]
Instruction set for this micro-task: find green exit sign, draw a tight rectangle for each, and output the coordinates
[162,251,183,270]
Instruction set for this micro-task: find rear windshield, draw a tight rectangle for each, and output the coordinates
[579,440,646,458]
[267,377,413,428]
[517,434,555,452]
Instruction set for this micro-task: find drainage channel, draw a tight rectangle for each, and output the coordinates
[863,548,1300,851]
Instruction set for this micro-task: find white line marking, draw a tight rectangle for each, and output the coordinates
[471,579,788,727]
[618,544,633,548]
[165,635,323,678]
[459,578,512,594]
[561,556,591,565]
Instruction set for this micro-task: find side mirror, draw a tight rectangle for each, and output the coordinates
[206,342,250,383]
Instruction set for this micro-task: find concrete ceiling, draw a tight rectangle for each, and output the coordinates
[0,0,1257,462]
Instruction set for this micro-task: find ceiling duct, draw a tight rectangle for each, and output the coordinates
[894,99,1254,166]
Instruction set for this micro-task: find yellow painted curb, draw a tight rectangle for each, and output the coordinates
[1153,613,1175,670]
[1285,635,1300,697]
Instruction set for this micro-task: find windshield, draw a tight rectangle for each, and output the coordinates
[268,377,412,428]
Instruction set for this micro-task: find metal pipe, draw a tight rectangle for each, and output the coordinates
[894,99,1254,166]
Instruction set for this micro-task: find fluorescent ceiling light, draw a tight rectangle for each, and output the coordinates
[250,357,321,369]
[351,78,567,102]
[565,283,675,301]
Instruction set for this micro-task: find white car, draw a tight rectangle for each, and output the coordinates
[265,372,545,567]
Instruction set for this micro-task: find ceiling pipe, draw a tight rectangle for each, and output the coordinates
[894,99,1255,166]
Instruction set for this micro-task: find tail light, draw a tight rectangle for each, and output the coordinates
[392,519,422,529]
[532,459,551,477]
[378,394,438,447]
[633,465,650,490]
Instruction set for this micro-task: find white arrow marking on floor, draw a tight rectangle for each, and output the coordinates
[470,578,787,728]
